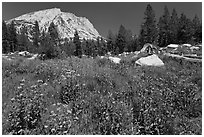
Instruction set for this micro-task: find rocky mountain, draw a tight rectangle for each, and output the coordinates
[6,8,101,40]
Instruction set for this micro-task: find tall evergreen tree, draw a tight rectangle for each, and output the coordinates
[46,22,62,58]
[107,30,116,53]
[125,29,133,52]
[80,38,87,55]
[192,15,202,43]
[177,13,193,44]
[169,8,179,44]
[8,21,18,52]
[48,22,59,43]
[131,35,140,51]
[100,37,108,55]
[158,6,171,47]
[2,20,9,53]
[138,4,158,47]
[73,30,82,57]
[115,25,127,54]
[33,20,40,53]
[18,26,29,51]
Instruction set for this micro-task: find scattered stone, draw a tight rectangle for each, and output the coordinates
[135,54,164,67]
[108,56,121,64]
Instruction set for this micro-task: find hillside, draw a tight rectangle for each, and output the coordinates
[6,8,101,40]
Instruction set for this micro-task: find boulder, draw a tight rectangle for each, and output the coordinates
[182,44,192,47]
[167,44,179,48]
[18,51,32,57]
[27,54,39,60]
[108,56,121,64]
[135,54,164,67]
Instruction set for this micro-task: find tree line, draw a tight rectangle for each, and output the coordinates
[2,4,202,58]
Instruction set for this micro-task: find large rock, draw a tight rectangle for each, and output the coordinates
[167,44,179,48]
[135,54,164,67]
[108,57,121,64]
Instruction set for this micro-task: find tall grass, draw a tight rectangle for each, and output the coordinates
[2,55,202,135]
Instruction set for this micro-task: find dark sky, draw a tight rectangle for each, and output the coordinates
[2,2,202,37]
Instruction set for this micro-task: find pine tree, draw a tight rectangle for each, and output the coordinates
[8,21,18,52]
[158,6,171,47]
[169,8,179,44]
[46,22,62,58]
[139,4,158,46]
[32,20,40,53]
[96,37,100,55]
[73,30,82,57]
[131,35,140,51]
[100,37,108,55]
[115,25,127,54]
[192,15,202,43]
[81,38,87,55]
[2,20,9,53]
[177,13,193,44]
[125,29,133,52]
[85,39,93,57]
[39,30,56,59]
[48,22,59,43]
[18,26,29,51]
[107,30,116,53]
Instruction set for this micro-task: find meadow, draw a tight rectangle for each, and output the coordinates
[2,54,202,135]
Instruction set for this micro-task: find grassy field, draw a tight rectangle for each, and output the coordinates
[2,54,202,135]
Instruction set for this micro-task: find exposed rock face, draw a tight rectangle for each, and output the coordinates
[135,54,164,67]
[6,8,101,40]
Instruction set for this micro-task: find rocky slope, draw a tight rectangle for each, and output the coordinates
[6,8,101,40]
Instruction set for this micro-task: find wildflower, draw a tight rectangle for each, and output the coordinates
[63,131,68,134]
[21,79,25,82]
[51,128,55,132]
[37,80,43,83]
[31,85,37,89]
[57,103,61,105]
[42,83,48,86]
[17,86,22,89]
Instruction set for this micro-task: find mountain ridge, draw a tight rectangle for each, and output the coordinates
[6,8,101,40]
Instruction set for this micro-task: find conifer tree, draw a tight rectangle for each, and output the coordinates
[100,37,108,55]
[169,8,179,44]
[2,20,9,53]
[73,30,82,57]
[48,22,59,43]
[18,26,29,51]
[85,39,93,57]
[139,4,158,46]
[107,30,116,53]
[8,21,18,52]
[192,15,202,43]
[33,20,40,53]
[177,13,193,44]
[125,29,133,52]
[96,37,101,55]
[132,35,140,51]
[158,6,171,47]
[46,22,62,58]
[115,25,127,54]
[81,38,87,55]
